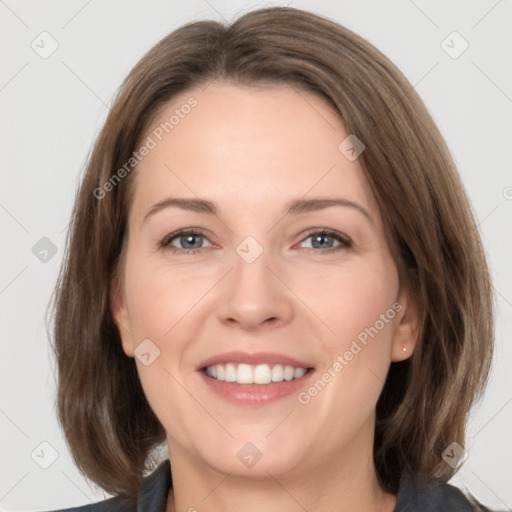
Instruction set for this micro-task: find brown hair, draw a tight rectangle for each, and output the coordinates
[49,5,494,503]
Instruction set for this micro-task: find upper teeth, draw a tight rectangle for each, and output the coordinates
[205,363,308,384]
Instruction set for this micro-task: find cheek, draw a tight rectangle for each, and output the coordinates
[122,256,213,404]
[121,259,201,431]
[295,260,399,428]
[305,256,399,349]
[124,257,212,342]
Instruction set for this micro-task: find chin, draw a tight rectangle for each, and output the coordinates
[194,433,308,479]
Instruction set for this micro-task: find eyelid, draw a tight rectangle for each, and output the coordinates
[298,227,352,244]
[159,227,213,250]
[295,227,353,251]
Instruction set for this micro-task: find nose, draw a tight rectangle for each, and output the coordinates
[216,246,294,331]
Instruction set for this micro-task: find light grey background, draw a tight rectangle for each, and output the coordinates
[1,0,511,510]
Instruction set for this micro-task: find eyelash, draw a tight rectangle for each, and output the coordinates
[159,227,352,255]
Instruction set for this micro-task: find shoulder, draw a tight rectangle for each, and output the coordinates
[38,495,128,512]
[38,459,172,512]
[396,473,493,512]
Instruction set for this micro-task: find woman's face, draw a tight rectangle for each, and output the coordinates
[112,81,417,479]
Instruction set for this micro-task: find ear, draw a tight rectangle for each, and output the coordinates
[110,277,135,358]
[390,287,419,362]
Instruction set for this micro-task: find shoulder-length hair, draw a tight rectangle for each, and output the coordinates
[49,5,494,502]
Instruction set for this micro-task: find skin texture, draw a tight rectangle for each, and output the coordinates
[111,81,418,512]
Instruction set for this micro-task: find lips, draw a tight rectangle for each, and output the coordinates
[196,351,315,405]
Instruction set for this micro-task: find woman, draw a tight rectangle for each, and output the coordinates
[48,6,495,511]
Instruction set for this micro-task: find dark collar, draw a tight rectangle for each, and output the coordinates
[394,472,491,511]
[137,459,172,511]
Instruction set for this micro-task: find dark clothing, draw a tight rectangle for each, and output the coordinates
[43,459,494,511]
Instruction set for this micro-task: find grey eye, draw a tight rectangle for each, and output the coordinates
[172,233,205,249]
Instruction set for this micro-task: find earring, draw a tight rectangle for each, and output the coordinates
[402,347,407,352]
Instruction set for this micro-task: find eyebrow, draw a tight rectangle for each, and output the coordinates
[143,197,374,225]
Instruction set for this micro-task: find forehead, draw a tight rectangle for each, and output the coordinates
[129,81,377,223]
